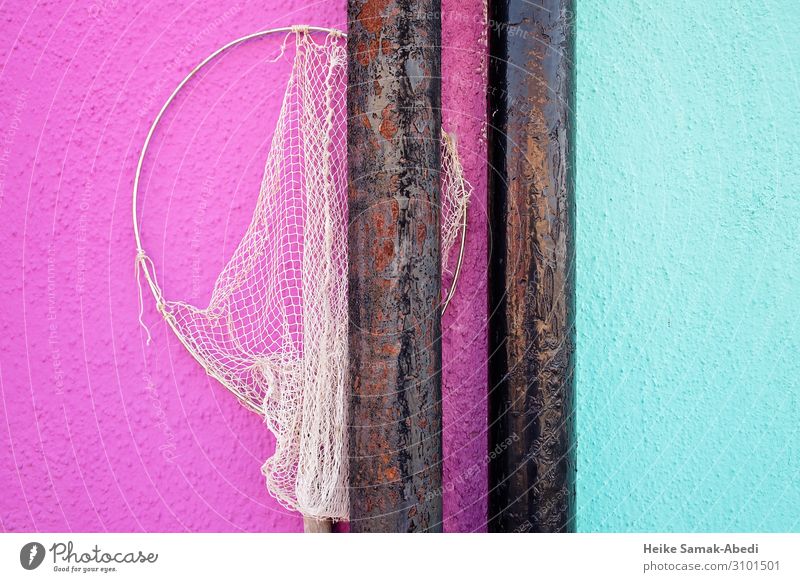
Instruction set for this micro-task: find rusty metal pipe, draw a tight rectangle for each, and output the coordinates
[487,0,576,532]
[347,0,444,532]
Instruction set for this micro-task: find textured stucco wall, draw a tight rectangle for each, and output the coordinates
[440,3,489,533]
[576,1,800,531]
[0,0,487,532]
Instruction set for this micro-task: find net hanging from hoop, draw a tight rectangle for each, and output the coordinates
[134,27,473,521]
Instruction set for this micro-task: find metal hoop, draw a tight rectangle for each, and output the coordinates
[132,25,467,335]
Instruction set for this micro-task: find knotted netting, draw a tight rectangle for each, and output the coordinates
[135,27,472,521]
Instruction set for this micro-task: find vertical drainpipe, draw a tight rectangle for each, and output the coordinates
[347,0,444,532]
[487,0,576,532]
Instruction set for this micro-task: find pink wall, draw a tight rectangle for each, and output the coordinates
[0,0,486,532]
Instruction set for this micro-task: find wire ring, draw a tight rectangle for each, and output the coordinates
[132,25,468,340]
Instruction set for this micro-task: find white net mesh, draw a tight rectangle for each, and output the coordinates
[138,29,472,521]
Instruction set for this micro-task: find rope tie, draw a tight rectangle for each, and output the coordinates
[134,250,154,345]
[135,249,167,345]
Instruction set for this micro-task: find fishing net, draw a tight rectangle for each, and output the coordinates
[134,27,472,521]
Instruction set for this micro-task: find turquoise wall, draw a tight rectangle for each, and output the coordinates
[576,1,800,531]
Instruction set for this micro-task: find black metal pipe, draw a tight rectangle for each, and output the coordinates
[487,0,576,532]
[347,0,444,532]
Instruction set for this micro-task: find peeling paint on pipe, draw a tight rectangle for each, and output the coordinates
[487,0,576,532]
[347,0,444,532]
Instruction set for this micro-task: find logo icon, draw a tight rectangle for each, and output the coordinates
[20,542,46,570]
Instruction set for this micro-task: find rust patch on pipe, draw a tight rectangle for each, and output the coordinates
[357,0,391,35]
[379,105,398,139]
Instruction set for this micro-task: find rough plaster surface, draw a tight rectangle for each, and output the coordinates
[0,0,487,532]
[440,3,489,533]
[576,1,800,531]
